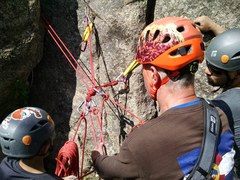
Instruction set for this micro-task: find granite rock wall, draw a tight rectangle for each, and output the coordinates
[1,0,240,177]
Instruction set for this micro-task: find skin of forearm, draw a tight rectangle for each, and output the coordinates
[210,22,225,35]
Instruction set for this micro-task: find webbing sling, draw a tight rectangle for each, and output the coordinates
[187,99,221,180]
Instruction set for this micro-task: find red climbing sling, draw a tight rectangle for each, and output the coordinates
[42,14,144,179]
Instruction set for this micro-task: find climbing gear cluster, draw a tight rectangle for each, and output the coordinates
[42,8,143,179]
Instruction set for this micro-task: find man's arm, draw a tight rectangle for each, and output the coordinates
[91,143,139,179]
[194,16,225,36]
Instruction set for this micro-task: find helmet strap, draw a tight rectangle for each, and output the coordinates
[143,65,181,99]
[145,67,180,100]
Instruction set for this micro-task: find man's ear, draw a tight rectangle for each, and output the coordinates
[38,140,51,157]
[229,71,239,79]
[142,65,161,99]
[150,66,161,89]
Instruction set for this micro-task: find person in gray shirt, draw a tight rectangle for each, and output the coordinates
[194,16,240,176]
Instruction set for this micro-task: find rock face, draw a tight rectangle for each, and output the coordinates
[1,0,240,178]
[154,0,240,99]
[0,0,44,120]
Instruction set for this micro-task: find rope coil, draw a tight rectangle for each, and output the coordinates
[42,15,144,179]
[55,140,79,177]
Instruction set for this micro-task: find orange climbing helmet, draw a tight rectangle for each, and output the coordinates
[136,17,204,71]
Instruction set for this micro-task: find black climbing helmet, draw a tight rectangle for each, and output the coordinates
[0,107,55,158]
[206,28,240,71]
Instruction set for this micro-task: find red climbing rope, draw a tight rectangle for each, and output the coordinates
[55,113,88,179]
[42,14,144,179]
[55,140,79,177]
[41,16,92,89]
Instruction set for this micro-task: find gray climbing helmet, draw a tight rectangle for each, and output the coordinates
[0,107,55,158]
[206,28,240,71]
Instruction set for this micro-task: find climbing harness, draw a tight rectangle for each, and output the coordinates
[42,10,143,179]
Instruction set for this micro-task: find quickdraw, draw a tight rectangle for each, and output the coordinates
[80,21,93,52]
[80,7,94,52]
[42,8,143,179]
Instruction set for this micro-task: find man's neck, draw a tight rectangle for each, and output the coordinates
[157,86,197,114]
[223,72,240,91]
[19,157,46,174]
[223,81,240,92]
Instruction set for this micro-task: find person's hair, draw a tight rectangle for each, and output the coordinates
[163,66,195,89]
[156,62,195,88]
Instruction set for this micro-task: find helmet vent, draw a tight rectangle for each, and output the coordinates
[153,30,160,40]
[139,39,143,48]
[179,46,192,55]
[162,36,170,43]
[200,43,205,51]
[3,137,14,142]
[4,146,10,150]
[232,51,240,59]
[145,30,150,41]
[170,46,192,56]
[170,50,178,56]
[30,120,48,132]
[177,26,185,32]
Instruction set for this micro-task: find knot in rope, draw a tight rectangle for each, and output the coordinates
[43,15,145,180]
[103,94,109,101]
[92,107,99,115]
[80,112,85,119]
[86,89,96,102]
[55,140,79,177]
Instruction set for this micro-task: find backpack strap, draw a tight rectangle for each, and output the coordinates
[187,99,221,180]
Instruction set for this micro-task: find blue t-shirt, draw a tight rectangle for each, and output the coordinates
[0,157,60,180]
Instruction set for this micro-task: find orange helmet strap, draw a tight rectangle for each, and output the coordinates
[148,70,180,99]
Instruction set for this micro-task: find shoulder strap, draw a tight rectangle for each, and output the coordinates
[187,99,221,180]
